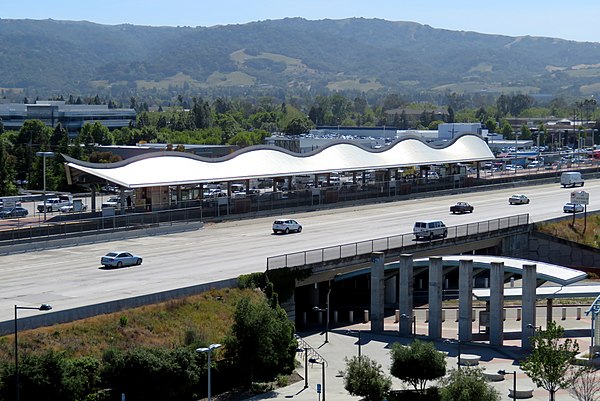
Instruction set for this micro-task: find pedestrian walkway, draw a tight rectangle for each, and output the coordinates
[249,306,597,401]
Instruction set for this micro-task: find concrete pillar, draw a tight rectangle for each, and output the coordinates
[385,276,397,304]
[546,299,553,326]
[458,259,473,342]
[521,263,537,350]
[371,252,385,332]
[489,261,505,346]
[428,256,443,339]
[398,254,414,336]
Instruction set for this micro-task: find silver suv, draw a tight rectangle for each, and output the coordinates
[413,220,447,240]
[272,219,302,234]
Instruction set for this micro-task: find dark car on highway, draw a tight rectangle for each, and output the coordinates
[450,202,474,214]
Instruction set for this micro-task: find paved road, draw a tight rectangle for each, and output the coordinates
[1,180,599,324]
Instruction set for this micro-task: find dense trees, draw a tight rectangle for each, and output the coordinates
[0,90,597,196]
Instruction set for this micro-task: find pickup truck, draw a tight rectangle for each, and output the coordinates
[37,194,73,213]
[450,202,474,214]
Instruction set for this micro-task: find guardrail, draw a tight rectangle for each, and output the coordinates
[0,206,203,246]
[266,214,530,270]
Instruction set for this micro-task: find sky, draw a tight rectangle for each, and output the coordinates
[3,0,600,43]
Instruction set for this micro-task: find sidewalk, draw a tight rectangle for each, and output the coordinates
[249,308,595,401]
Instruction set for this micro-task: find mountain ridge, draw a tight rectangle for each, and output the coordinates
[1,17,599,99]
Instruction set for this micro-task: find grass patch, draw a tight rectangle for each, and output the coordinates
[0,287,263,364]
[536,215,600,248]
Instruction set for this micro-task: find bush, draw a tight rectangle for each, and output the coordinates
[342,355,392,401]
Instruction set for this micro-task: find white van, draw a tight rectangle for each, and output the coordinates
[413,220,447,240]
[560,172,584,188]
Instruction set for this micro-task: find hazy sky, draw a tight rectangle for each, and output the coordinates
[3,0,600,43]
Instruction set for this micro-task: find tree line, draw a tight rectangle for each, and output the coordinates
[1,92,598,197]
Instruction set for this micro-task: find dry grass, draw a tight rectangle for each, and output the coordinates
[536,215,600,249]
[0,287,264,364]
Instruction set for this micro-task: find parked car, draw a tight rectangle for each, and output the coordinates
[102,196,121,208]
[37,194,72,213]
[413,220,447,240]
[60,202,88,213]
[450,202,474,214]
[0,207,29,218]
[509,194,530,205]
[101,251,142,268]
[272,219,302,234]
[563,203,584,213]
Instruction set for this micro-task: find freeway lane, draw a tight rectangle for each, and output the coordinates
[1,180,598,324]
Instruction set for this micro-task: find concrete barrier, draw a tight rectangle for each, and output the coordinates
[509,387,534,399]
[483,371,505,382]
[459,354,481,366]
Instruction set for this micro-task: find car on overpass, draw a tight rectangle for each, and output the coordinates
[563,203,584,213]
[101,251,143,268]
[450,202,474,214]
[272,219,302,234]
[509,194,530,205]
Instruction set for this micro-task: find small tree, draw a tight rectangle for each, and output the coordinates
[520,321,579,401]
[567,366,600,401]
[439,367,500,401]
[390,340,446,393]
[341,355,392,401]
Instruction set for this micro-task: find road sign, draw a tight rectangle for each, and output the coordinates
[571,190,589,205]
[316,384,322,393]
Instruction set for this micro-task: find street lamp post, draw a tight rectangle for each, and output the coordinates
[309,358,325,401]
[296,347,309,388]
[14,304,52,401]
[196,343,221,401]
[498,370,517,401]
[400,313,416,341]
[346,330,361,358]
[35,151,55,222]
[444,338,462,369]
[313,306,328,343]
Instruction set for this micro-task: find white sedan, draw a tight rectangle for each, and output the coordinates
[101,251,143,268]
[509,194,530,205]
[563,203,584,213]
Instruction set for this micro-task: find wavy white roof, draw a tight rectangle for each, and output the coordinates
[64,134,494,188]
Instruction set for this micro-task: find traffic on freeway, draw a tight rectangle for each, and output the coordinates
[0,179,597,324]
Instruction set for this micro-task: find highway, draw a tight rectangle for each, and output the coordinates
[0,179,598,324]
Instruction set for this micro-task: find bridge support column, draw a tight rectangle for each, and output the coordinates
[458,259,473,342]
[385,276,396,304]
[398,254,414,336]
[521,264,537,350]
[490,261,505,346]
[428,256,443,339]
[370,252,385,332]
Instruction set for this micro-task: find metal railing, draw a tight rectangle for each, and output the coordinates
[0,206,203,246]
[267,214,530,270]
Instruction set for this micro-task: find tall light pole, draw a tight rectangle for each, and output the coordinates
[444,338,462,369]
[309,358,325,401]
[400,313,415,341]
[15,304,52,401]
[498,370,517,401]
[35,151,55,222]
[196,343,221,401]
[346,329,361,358]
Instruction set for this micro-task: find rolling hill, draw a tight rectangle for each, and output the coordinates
[1,17,600,99]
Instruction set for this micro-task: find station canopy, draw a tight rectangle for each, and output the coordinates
[64,134,494,189]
